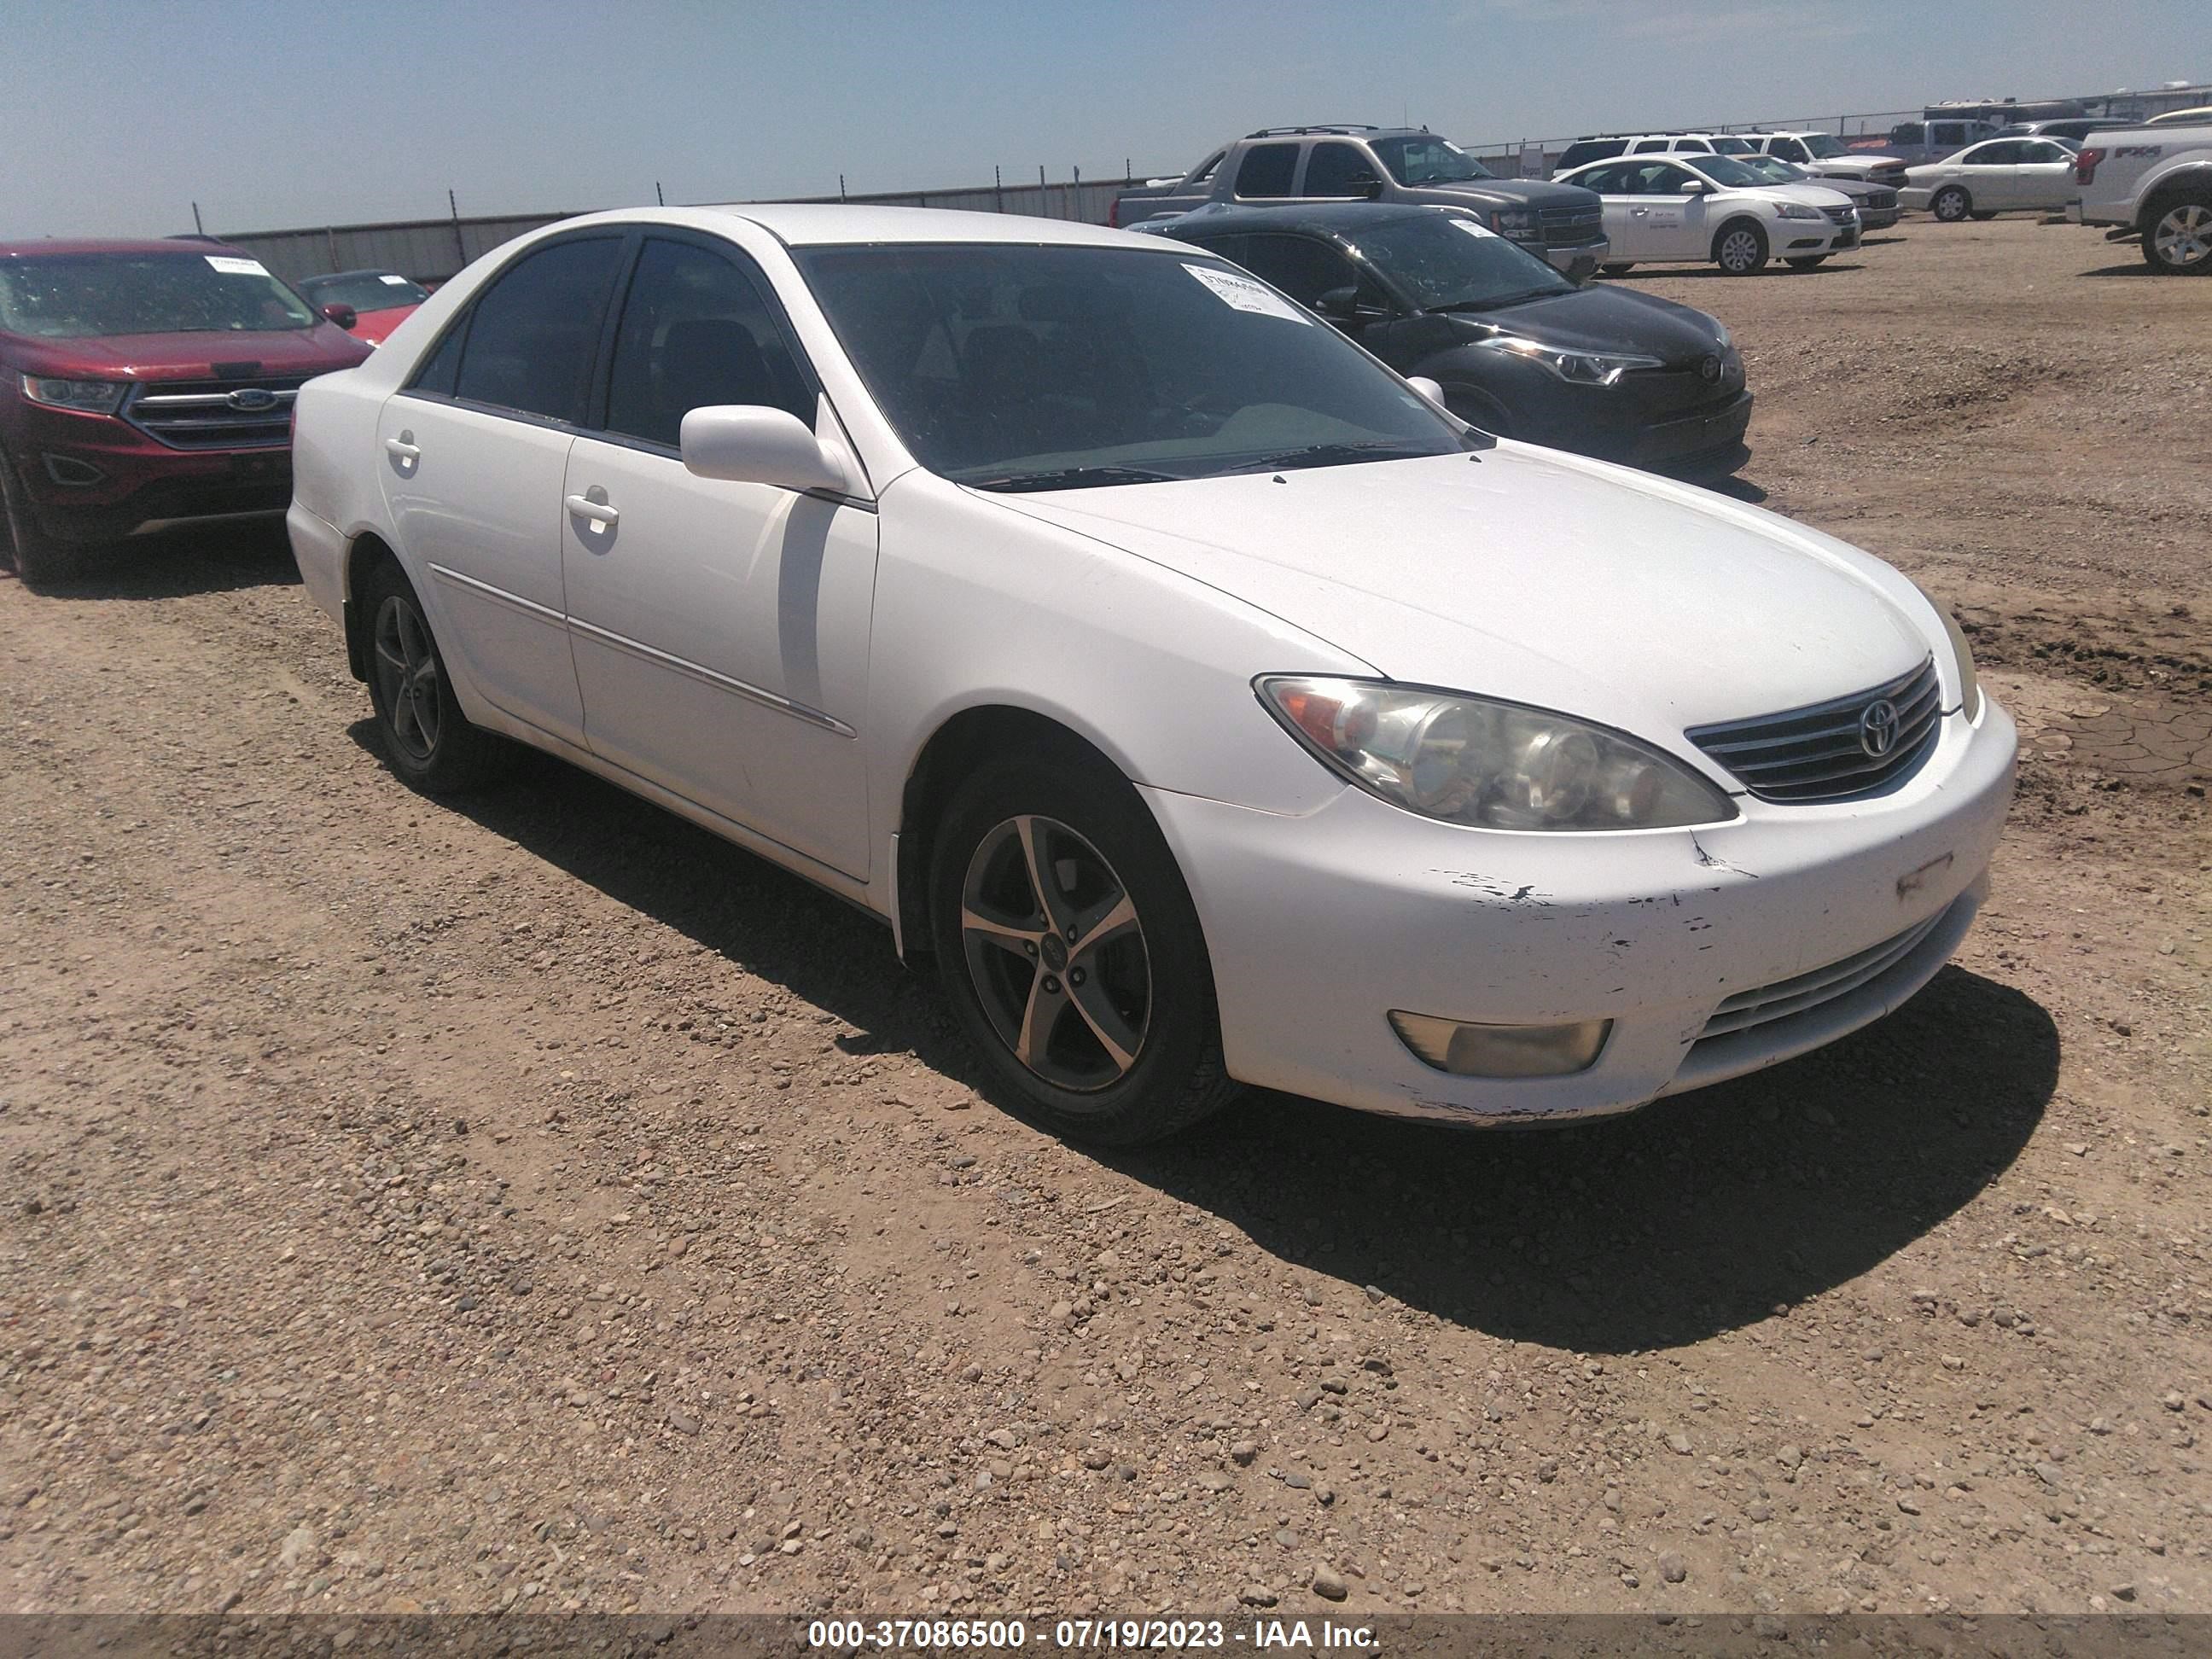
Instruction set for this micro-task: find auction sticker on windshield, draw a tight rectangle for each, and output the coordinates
[1449,218,1501,240]
[1182,264,1312,323]
[205,255,271,276]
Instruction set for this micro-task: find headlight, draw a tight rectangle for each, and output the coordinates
[1491,209,1538,236]
[1774,202,1825,219]
[1908,581,1982,722]
[20,375,129,414]
[1258,677,1738,831]
[1475,334,1664,386]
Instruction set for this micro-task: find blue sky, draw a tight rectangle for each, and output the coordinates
[1,0,2201,239]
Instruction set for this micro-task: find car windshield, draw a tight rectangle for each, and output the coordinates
[1371,136,1493,185]
[0,253,317,338]
[793,242,1475,488]
[1798,135,1853,159]
[1681,154,1767,189]
[1344,212,1575,311]
[299,271,429,311]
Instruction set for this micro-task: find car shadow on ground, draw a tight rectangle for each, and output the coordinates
[2080,261,2160,278]
[10,517,297,601]
[1618,261,1866,282]
[386,735,2056,1357]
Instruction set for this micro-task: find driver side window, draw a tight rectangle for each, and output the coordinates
[1302,143,1381,198]
[1237,235,1362,309]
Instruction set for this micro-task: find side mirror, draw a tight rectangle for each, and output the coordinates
[321,303,358,329]
[680,405,855,496]
[1360,177,1385,201]
[1679,179,1713,195]
[1313,286,1360,320]
[1406,375,1447,406]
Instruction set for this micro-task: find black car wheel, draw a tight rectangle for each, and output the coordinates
[928,748,1239,1146]
[0,445,73,587]
[1712,220,1769,276]
[360,557,507,795]
[1931,186,1971,222]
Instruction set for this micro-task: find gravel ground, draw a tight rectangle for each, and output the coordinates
[3,215,2209,1621]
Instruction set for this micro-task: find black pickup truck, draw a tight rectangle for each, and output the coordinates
[1113,125,1608,277]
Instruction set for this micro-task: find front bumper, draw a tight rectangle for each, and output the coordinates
[5,402,292,542]
[1521,236,1609,280]
[1623,389,1754,473]
[1143,696,2016,1125]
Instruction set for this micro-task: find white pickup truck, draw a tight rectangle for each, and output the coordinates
[2068,123,2212,273]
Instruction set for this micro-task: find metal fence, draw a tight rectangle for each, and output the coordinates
[219,79,2212,285]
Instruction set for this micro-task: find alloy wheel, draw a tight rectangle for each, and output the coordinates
[959,814,1150,1093]
[1934,189,1969,222]
[373,593,444,761]
[2151,203,2212,271]
[1719,230,1761,273]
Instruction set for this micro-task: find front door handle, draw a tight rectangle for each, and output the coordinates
[384,436,421,461]
[566,493,620,528]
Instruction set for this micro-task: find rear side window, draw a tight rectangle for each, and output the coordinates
[1234,143,1300,198]
[1302,143,1381,197]
[1889,125,1926,146]
[1236,235,1360,306]
[449,236,625,423]
[1557,139,1626,172]
[603,237,817,448]
[408,319,467,397]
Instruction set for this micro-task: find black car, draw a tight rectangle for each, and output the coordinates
[1141,202,1750,478]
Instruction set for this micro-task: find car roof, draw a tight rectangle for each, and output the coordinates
[562,203,1164,251]
[1138,202,1464,239]
[0,237,252,259]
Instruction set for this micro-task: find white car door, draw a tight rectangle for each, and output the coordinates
[1627,162,1713,259]
[1960,140,2024,206]
[558,233,879,879]
[2015,141,2080,209]
[1576,162,1655,258]
[376,231,627,745]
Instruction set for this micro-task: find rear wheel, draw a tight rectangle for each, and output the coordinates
[1931,186,1971,222]
[2143,197,2212,274]
[360,557,507,795]
[0,446,72,587]
[1785,254,1829,270]
[928,748,1239,1146]
[1713,220,1769,276]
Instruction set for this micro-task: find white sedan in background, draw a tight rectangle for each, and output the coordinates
[287,205,2012,1145]
[1556,154,1860,275]
[1905,137,2081,221]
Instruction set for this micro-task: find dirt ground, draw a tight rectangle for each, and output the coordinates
[3,215,2209,1622]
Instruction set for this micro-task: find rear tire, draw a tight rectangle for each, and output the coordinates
[1785,254,1829,270]
[0,446,73,587]
[1931,186,1971,222]
[927,748,1240,1147]
[1713,220,1769,276]
[2142,196,2212,274]
[359,556,508,795]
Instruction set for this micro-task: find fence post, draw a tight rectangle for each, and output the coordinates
[995,165,1004,214]
[1073,164,1080,223]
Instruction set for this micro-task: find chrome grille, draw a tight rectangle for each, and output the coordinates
[1866,189,1899,211]
[1539,204,1606,246]
[1687,657,1942,803]
[1699,908,1947,1039]
[125,376,305,450]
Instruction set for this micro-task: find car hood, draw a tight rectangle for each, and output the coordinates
[4,323,370,380]
[1405,178,1599,211]
[989,448,1931,736]
[1437,284,1726,361]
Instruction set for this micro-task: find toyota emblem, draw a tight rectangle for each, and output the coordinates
[226,387,276,412]
[1859,698,1901,758]
[1699,354,1721,382]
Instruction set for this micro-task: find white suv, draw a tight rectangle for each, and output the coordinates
[1743,132,1910,190]
[1555,154,1860,274]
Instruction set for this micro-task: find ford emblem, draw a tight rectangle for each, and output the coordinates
[226,387,277,412]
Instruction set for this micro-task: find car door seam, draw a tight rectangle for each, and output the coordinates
[563,615,857,737]
[426,561,566,624]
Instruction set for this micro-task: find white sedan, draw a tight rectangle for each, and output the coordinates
[1555,155,1860,274]
[288,206,2014,1144]
[1904,137,2081,220]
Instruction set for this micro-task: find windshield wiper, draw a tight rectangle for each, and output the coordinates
[963,464,1181,493]
[1214,441,1442,476]
[1430,288,1566,312]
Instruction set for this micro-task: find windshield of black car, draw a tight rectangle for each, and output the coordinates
[1371,136,1493,184]
[1346,212,1574,310]
[0,253,317,338]
[1680,154,1769,189]
[299,272,430,311]
[793,243,1473,487]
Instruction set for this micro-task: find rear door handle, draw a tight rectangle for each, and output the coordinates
[565,493,620,528]
[384,437,421,461]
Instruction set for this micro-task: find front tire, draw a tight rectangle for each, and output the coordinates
[928,748,1239,1146]
[2143,197,2212,274]
[0,446,73,587]
[1713,220,1769,276]
[1931,186,1971,223]
[359,557,506,795]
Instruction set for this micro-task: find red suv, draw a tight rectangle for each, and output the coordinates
[0,239,370,583]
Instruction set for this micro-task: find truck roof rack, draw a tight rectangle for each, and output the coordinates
[1243,125,1382,138]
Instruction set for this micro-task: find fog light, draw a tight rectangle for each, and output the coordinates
[1388,1011,1611,1078]
[42,454,105,487]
